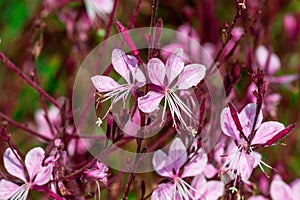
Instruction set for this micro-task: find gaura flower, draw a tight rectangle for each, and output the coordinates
[91,49,145,121]
[138,48,206,132]
[84,0,114,22]
[84,161,109,200]
[151,138,208,200]
[254,45,298,84]
[0,147,53,200]
[270,175,300,200]
[220,103,291,185]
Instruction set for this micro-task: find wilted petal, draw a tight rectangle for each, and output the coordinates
[0,180,21,199]
[166,48,185,85]
[151,183,175,200]
[152,150,172,178]
[91,75,121,92]
[148,58,166,86]
[291,179,300,198]
[34,165,53,186]
[202,180,225,200]
[3,148,26,182]
[252,121,285,145]
[138,91,165,113]
[182,148,207,178]
[239,103,263,137]
[270,176,292,200]
[220,107,240,140]
[176,64,206,90]
[25,147,45,182]
[112,49,134,83]
[255,45,281,75]
[168,138,188,173]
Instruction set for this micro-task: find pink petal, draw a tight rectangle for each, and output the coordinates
[176,64,206,89]
[151,183,175,200]
[122,109,141,137]
[0,180,21,199]
[3,148,26,182]
[252,121,285,145]
[166,48,185,85]
[177,24,199,43]
[111,49,134,83]
[168,138,188,173]
[291,179,300,198]
[138,91,165,113]
[25,147,45,181]
[148,58,166,86]
[255,45,281,75]
[270,74,298,84]
[152,150,172,178]
[134,67,146,87]
[191,174,207,198]
[220,107,240,140]
[202,180,225,200]
[239,151,255,181]
[270,176,292,200]
[203,163,219,179]
[34,165,53,186]
[182,148,207,178]
[248,195,268,200]
[91,75,121,92]
[239,103,263,137]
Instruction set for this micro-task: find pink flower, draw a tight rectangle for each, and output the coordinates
[151,138,208,200]
[84,161,109,186]
[138,48,206,131]
[162,24,215,67]
[220,103,287,184]
[91,49,145,121]
[191,174,224,200]
[270,175,300,200]
[283,14,299,40]
[254,45,298,84]
[0,147,53,200]
[248,195,268,200]
[84,0,114,22]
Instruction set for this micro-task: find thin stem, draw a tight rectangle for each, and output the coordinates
[0,52,60,108]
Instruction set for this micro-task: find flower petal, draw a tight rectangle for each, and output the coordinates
[134,67,146,88]
[91,75,121,92]
[25,147,45,181]
[151,183,175,200]
[203,163,219,179]
[3,148,26,182]
[248,195,268,200]
[239,103,263,137]
[239,151,255,181]
[34,165,53,186]
[255,45,281,75]
[252,121,285,145]
[270,176,292,200]
[0,179,21,199]
[148,58,166,87]
[166,48,185,85]
[112,49,137,83]
[182,148,207,178]
[291,179,300,198]
[220,107,240,140]
[270,74,298,84]
[138,91,165,113]
[202,180,225,200]
[191,174,207,198]
[152,150,172,177]
[176,64,206,90]
[168,138,188,173]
